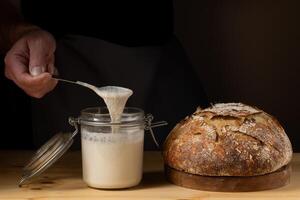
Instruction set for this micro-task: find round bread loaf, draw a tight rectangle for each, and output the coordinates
[163,103,293,176]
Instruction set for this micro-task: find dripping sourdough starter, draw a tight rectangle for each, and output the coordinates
[80,87,145,189]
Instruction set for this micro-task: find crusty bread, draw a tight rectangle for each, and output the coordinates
[163,103,293,176]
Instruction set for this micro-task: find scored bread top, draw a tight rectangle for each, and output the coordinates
[163,103,293,176]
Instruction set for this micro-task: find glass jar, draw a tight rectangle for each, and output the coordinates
[18,106,166,188]
[78,107,145,189]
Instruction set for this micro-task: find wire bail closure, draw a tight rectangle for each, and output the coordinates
[68,114,167,148]
[144,114,167,148]
[68,117,79,138]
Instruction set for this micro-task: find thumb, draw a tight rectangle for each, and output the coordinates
[28,46,48,76]
[29,66,46,76]
[27,32,56,76]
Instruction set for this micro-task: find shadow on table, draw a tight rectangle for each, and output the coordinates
[19,174,86,191]
[132,171,169,190]
[19,171,169,191]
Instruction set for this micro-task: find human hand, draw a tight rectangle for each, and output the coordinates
[4,29,58,98]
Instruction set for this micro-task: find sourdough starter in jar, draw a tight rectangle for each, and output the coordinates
[80,86,145,189]
[81,126,144,188]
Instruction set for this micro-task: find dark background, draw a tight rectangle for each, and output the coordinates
[1,0,300,151]
[173,0,300,152]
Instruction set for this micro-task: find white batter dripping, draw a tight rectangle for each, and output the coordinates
[77,82,133,124]
[73,81,144,189]
[54,78,133,124]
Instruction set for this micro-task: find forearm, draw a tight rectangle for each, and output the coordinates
[0,0,39,53]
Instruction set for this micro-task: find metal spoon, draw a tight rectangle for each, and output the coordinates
[53,77,133,97]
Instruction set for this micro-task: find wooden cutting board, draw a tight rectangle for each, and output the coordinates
[165,165,291,192]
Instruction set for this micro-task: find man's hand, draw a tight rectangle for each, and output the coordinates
[4,29,58,98]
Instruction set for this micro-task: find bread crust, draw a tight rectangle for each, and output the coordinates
[163,103,293,176]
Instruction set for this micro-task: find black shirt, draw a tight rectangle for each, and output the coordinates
[21,1,174,46]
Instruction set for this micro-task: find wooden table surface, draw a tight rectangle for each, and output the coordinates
[0,151,299,200]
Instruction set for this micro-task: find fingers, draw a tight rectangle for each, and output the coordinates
[22,73,58,98]
[5,50,58,98]
[47,54,59,75]
[4,30,58,98]
[5,46,30,84]
[29,51,58,76]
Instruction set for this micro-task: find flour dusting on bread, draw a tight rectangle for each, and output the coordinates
[163,103,293,176]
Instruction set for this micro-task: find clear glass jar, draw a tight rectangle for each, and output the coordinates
[79,107,145,189]
[18,106,166,188]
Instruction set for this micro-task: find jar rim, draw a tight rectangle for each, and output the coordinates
[79,107,145,126]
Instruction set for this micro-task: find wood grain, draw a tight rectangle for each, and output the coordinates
[0,151,299,200]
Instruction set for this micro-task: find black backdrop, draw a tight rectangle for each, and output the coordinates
[1,0,300,151]
[1,57,33,149]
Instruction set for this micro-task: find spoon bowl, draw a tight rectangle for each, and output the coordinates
[53,77,133,97]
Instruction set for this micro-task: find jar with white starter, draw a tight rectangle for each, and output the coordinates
[18,107,167,189]
[76,107,164,189]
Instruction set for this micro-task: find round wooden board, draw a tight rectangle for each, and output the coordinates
[165,165,291,192]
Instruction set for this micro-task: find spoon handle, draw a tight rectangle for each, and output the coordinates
[53,75,86,86]
[54,77,78,85]
[52,76,99,93]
